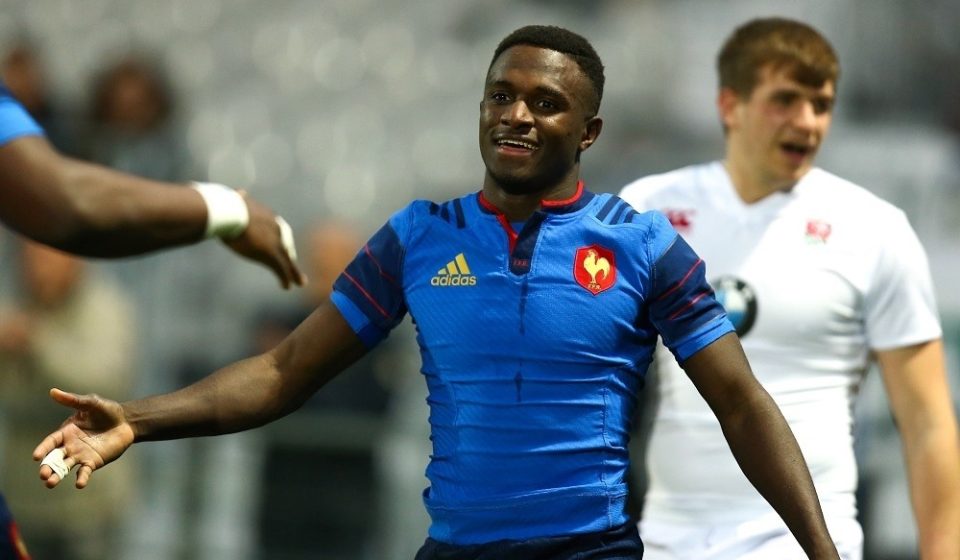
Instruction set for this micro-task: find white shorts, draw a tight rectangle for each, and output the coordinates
[639,513,863,560]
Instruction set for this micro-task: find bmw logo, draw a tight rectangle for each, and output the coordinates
[711,276,757,337]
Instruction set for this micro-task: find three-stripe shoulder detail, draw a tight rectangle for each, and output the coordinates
[594,196,640,225]
[428,199,467,228]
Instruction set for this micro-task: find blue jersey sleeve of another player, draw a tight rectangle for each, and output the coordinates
[0,86,44,146]
[645,212,734,362]
[330,206,412,348]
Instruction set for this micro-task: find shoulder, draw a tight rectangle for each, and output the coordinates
[619,162,715,210]
[587,193,678,260]
[386,193,477,241]
[396,193,474,222]
[588,192,672,231]
[0,87,45,145]
[802,168,908,224]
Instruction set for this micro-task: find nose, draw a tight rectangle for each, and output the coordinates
[791,100,817,131]
[501,100,534,128]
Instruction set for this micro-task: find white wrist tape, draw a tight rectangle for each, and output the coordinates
[41,447,70,479]
[190,182,250,239]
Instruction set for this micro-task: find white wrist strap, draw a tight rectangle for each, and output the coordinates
[190,182,250,239]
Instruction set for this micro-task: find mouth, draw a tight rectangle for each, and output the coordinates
[494,136,539,155]
[780,141,814,164]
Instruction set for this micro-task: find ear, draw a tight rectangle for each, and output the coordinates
[579,116,603,152]
[717,87,741,131]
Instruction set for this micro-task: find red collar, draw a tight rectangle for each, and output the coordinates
[477,181,591,216]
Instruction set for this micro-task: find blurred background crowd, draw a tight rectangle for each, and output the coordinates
[0,0,957,559]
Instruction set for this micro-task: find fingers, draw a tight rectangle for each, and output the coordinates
[232,198,307,289]
[275,216,298,262]
[33,430,65,461]
[50,387,105,414]
[270,216,305,290]
[38,447,71,487]
[39,463,63,488]
[75,464,94,489]
[276,216,307,289]
[50,387,81,407]
[37,447,96,489]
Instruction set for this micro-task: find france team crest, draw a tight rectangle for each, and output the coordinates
[574,245,616,295]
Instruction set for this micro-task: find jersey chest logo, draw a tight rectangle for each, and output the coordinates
[431,252,477,287]
[574,245,616,295]
[711,276,758,336]
[805,219,832,243]
[663,208,695,233]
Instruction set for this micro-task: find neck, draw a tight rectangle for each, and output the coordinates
[722,153,797,205]
[481,172,581,221]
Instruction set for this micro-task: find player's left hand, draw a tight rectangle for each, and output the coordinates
[226,194,307,290]
[32,388,135,489]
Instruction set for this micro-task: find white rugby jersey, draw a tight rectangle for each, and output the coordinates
[619,161,941,525]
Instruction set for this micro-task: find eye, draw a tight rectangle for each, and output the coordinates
[812,97,833,115]
[488,91,510,104]
[536,98,558,111]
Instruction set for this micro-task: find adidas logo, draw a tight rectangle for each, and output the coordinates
[431,253,477,287]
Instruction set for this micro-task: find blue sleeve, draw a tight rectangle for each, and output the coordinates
[646,213,734,362]
[0,87,44,146]
[330,210,410,348]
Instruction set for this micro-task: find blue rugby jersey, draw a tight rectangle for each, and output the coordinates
[0,86,43,146]
[1,494,28,560]
[332,183,734,545]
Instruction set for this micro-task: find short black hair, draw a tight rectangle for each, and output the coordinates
[489,25,605,115]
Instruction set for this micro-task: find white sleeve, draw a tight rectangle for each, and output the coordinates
[864,210,942,350]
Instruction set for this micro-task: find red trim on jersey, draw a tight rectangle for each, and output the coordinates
[363,244,400,287]
[6,520,30,560]
[541,180,584,207]
[477,180,584,254]
[654,258,703,302]
[342,271,391,319]
[668,290,709,321]
[477,191,498,213]
[478,192,520,253]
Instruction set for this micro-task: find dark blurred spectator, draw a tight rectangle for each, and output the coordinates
[82,54,188,181]
[1,41,75,152]
[0,240,137,560]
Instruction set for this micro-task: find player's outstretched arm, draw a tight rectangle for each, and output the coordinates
[0,135,305,288]
[876,339,960,560]
[681,333,840,560]
[33,300,366,488]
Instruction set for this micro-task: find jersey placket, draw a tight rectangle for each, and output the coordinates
[477,181,590,276]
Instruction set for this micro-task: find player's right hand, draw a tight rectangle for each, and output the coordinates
[32,388,134,489]
[226,194,307,290]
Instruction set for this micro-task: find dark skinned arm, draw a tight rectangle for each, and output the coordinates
[33,300,366,488]
[0,135,304,287]
[682,332,839,559]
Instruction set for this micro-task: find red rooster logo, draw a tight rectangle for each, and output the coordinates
[582,249,611,291]
[574,245,616,295]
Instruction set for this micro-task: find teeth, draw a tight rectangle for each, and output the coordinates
[497,139,537,150]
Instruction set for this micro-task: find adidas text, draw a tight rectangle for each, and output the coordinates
[431,275,477,287]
